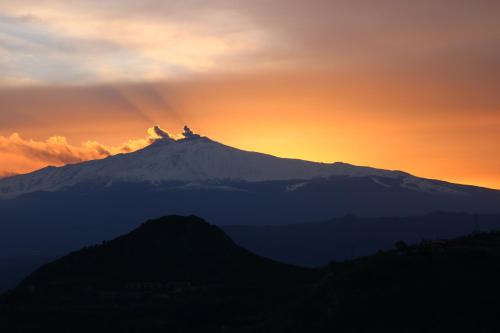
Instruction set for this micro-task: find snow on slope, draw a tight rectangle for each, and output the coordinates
[0,127,465,198]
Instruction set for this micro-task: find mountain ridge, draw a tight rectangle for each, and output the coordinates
[0,126,483,198]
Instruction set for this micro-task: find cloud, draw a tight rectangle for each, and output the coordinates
[0,127,167,168]
[0,2,267,85]
[1,1,500,85]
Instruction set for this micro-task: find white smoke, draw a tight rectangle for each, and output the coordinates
[153,125,173,140]
[182,125,201,140]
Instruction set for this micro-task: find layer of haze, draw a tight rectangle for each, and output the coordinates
[1,1,499,188]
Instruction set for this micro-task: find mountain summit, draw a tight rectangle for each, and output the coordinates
[0,125,468,198]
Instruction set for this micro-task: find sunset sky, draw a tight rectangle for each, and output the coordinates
[1,0,500,188]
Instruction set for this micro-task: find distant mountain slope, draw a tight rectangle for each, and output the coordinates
[1,128,498,229]
[223,212,500,266]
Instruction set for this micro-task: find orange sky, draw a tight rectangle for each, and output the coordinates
[1,1,500,189]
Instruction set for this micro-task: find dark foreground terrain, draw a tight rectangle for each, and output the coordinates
[2,215,500,332]
[3,211,500,294]
[0,215,317,332]
[264,231,500,333]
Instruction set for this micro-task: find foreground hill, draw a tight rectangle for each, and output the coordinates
[2,216,500,332]
[264,231,500,333]
[0,215,316,332]
[2,212,500,293]
[19,215,313,288]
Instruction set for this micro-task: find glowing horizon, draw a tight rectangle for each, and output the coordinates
[1,1,500,189]
[1,122,499,190]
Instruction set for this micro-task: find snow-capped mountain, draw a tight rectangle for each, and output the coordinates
[0,126,468,198]
[1,126,500,293]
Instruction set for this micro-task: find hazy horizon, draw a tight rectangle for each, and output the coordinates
[1,0,500,188]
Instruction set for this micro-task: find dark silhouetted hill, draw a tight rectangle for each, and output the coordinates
[0,215,317,332]
[20,215,312,288]
[261,231,500,333]
[3,216,500,332]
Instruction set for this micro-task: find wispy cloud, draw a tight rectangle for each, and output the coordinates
[1,1,499,85]
[0,126,173,172]
[0,1,268,85]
